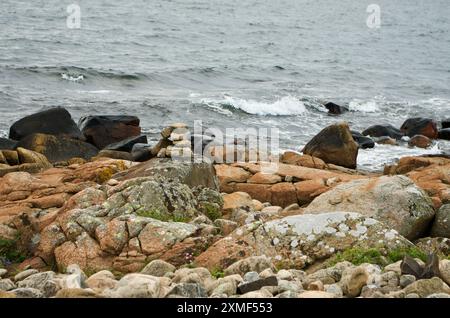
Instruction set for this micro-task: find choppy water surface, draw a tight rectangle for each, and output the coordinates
[1,0,450,171]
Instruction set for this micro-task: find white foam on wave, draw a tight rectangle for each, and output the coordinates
[61,73,84,82]
[348,99,379,113]
[202,95,307,116]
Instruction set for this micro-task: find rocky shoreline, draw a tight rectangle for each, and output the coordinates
[1,106,450,298]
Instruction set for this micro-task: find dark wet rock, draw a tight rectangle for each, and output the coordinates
[78,115,141,149]
[9,107,83,141]
[131,143,154,162]
[401,256,423,278]
[438,128,450,140]
[0,138,17,150]
[431,204,450,238]
[351,131,375,149]
[323,102,348,115]
[375,136,398,145]
[302,122,358,169]
[237,276,278,294]
[442,119,450,129]
[362,124,404,140]
[104,135,148,153]
[421,253,441,279]
[400,118,438,139]
[113,157,219,190]
[408,135,432,148]
[16,133,98,163]
[401,253,441,280]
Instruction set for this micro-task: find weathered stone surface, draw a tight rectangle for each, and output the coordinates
[114,157,219,190]
[17,271,58,297]
[9,107,83,141]
[302,122,358,169]
[166,283,207,298]
[224,256,274,276]
[431,204,450,238]
[402,277,450,297]
[195,212,412,271]
[141,260,176,277]
[17,133,99,163]
[11,287,44,298]
[222,192,255,214]
[85,270,118,292]
[0,279,16,291]
[55,288,101,298]
[109,273,162,298]
[305,175,435,240]
[339,266,369,297]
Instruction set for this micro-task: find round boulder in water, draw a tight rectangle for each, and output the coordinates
[302,122,358,169]
[400,117,438,139]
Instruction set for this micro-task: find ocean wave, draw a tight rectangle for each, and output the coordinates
[348,99,379,113]
[201,96,307,116]
[1,65,144,81]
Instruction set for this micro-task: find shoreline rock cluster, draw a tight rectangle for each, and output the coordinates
[1,106,450,298]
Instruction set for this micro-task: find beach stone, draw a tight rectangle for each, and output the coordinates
[113,157,219,190]
[111,273,162,298]
[308,280,324,291]
[239,289,273,298]
[16,133,99,162]
[324,283,343,297]
[302,122,358,169]
[140,260,176,277]
[375,136,398,145]
[305,175,435,240]
[297,291,336,298]
[0,269,7,278]
[362,124,404,140]
[222,192,255,214]
[427,293,450,298]
[440,260,450,286]
[17,271,58,297]
[408,135,432,148]
[195,212,412,271]
[339,266,369,297]
[247,172,282,184]
[403,277,450,297]
[85,270,118,292]
[0,279,16,291]
[55,288,100,298]
[352,131,375,149]
[243,271,260,283]
[78,115,141,149]
[431,204,450,238]
[224,256,274,276]
[16,147,52,168]
[14,269,39,282]
[401,118,438,139]
[11,287,44,298]
[166,283,207,298]
[9,107,83,141]
[400,275,416,288]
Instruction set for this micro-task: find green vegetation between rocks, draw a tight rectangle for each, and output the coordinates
[0,236,27,264]
[210,267,225,279]
[327,246,428,267]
